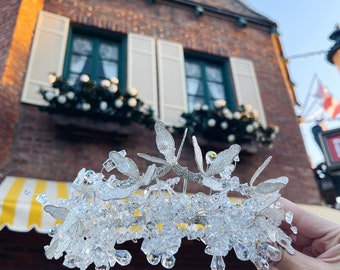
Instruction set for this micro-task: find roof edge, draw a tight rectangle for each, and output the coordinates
[165,0,277,29]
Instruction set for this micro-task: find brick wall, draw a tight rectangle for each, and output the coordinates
[0,0,43,176]
[1,0,319,202]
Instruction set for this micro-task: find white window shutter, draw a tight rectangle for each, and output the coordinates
[127,33,158,118]
[21,11,70,106]
[157,39,187,126]
[229,57,267,126]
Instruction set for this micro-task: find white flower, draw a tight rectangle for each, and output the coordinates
[57,95,66,104]
[194,102,202,111]
[111,77,119,85]
[48,74,57,84]
[115,99,123,108]
[109,85,118,93]
[100,101,108,111]
[244,104,253,112]
[274,125,280,133]
[214,99,226,108]
[82,103,91,111]
[80,74,90,83]
[246,124,254,133]
[270,133,276,139]
[202,104,209,111]
[100,79,111,88]
[45,92,55,101]
[207,119,216,127]
[253,122,259,129]
[220,121,228,130]
[128,87,138,96]
[223,108,232,119]
[66,91,75,100]
[233,112,241,120]
[228,134,236,142]
[128,97,137,107]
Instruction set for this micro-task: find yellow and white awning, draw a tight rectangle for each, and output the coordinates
[0,176,71,233]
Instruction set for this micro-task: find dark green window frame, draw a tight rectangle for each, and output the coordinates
[63,25,127,89]
[184,52,235,112]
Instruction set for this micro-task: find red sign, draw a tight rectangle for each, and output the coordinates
[326,134,340,162]
[319,128,340,169]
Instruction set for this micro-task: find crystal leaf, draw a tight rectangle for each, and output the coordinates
[44,205,69,220]
[206,144,241,176]
[250,157,272,187]
[137,153,168,165]
[254,177,288,194]
[210,255,225,270]
[109,151,140,179]
[155,121,176,163]
[141,164,156,185]
[192,136,204,173]
[202,177,223,191]
[176,128,187,161]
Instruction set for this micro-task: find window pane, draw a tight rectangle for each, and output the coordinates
[68,74,78,85]
[187,78,203,96]
[206,64,223,82]
[188,96,204,112]
[185,61,201,78]
[70,55,91,74]
[72,37,92,55]
[208,82,225,100]
[99,43,118,60]
[99,60,118,79]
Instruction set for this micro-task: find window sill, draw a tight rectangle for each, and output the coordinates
[52,114,131,136]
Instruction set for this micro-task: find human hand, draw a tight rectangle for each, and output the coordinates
[270,198,340,270]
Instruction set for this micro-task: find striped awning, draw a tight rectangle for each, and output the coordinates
[0,176,71,233]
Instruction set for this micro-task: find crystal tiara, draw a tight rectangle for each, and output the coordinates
[38,121,296,270]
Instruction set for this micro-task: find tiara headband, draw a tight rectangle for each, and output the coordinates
[38,121,296,270]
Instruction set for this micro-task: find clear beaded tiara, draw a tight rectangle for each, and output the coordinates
[38,121,296,270]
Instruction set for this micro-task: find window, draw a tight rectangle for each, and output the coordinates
[22,11,266,126]
[185,56,234,112]
[64,30,125,86]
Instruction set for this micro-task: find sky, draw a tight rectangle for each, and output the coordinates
[243,0,340,167]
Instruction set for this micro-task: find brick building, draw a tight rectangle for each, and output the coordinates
[0,0,321,269]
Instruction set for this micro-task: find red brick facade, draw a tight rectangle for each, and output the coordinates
[0,0,319,203]
[0,0,321,269]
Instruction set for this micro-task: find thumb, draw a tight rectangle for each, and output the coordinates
[271,249,326,270]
